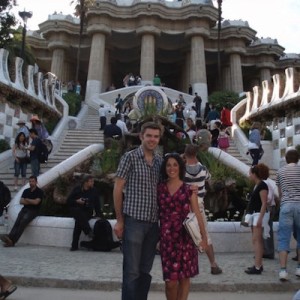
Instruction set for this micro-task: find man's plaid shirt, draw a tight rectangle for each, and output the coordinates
[116,146,162,222]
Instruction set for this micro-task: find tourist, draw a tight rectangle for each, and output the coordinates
[248,122,262,166]
[177,94,186,106]
[104,117,122,140]
[67,175,101,251]
[153,74,161,86]
[0,275,17,299]
[27,128,42,177]
[206,106,220,129]
[175,102,185,129]
[220,104,232,128]
[115,94,123,114]
[244,164,269,275]
[12,132,28,191]
[276,149,300,281]
[113,122,162,300]
[210,121,221,148]
[217,124,230,152]
[263,177,278,260]
[116,114,129,135]
[30,115,49,140]
[123,102,132,122]
[203,103,211,121]
[0,175,43,247]
[185,117,196,142]
[184,144,222,275]
[16,120,29,141]
[193,92,202,118]
[158,153,208,300]
[98,104,109,130]
[188,84,192,95]
[0,181,10,220]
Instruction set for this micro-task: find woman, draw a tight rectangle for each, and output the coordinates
[158,153,208,300]
[185,118,196,142]
[248,122,261,166]
[30,115,49,140]
[245,163,269,275]
[12,132,28,191]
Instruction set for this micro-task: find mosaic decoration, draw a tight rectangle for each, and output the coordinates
[280,128,285,138]
[287,137,293,147]
[286,115,293,126]
[295,124,300,135]
[136,89,164,113]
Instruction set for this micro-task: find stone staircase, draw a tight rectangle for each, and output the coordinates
[0,108,103,197]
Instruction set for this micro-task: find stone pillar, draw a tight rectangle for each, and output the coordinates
[260,68,271,82]
[222,66,231,91]
[137,26,160,85]
[229,53,243,93]
[190,35,208,102]
[51,48,65,80]
[183,52,191,94]
[86,32,107,101]
[140,34,155,84]
[102,49,110,92]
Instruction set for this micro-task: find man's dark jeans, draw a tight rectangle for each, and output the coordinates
[122,215,159,300]
[70,208,92,249]
[8,207,39,244]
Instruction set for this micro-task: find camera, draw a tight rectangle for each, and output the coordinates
[82,198,92,208]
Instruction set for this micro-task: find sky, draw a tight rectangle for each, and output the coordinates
[12,0,300,54]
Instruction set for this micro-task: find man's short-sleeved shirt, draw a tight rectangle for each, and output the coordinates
[276,163,300,205]
[21,186,44,211]
[116,146,162,222]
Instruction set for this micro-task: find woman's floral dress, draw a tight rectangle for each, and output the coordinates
[158,182,199,281]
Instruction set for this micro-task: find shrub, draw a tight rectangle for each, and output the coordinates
[0,139,11,153]
[62,92,82,116]
[208,90,240,111]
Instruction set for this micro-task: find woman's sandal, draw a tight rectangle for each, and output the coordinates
[0,285,17,299]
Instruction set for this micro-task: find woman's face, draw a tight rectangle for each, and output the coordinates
[187,119,192,127]
[19,134,25,142]
[248,170,257,182]
[166,157,180,180]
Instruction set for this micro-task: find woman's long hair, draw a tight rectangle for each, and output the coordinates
[15,132,26,148]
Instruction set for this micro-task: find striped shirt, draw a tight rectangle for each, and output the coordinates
[185,162,211,200]
[116,146,162,222]
[276,163,300,205]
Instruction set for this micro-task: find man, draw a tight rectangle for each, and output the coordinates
[104,117,122,140]
[28,128,42,177]
[193,92,202,118]
[115,94,123,114]
[0,176,43,247]
[116,114,129,135]
[98,104,109,130]
[67,175,101,251]
[183,144,223,275]
[276,149,300,281]
[152,74,161,86]
[114,122,162,300]
[16,120,30,141]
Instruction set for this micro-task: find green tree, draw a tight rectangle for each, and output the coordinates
[208,90,240,111]
[0,0,16,48]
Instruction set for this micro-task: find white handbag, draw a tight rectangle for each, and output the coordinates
[183,212,203,251]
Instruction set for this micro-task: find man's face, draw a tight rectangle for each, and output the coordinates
[29,178,37,188]
[85,178,94,189]
[140,128,161,152]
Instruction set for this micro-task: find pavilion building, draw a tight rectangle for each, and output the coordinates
[26,0,300,101]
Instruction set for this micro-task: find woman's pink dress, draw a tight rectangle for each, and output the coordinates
[158,182,199,281]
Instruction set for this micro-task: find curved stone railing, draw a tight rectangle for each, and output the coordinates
[0,48,68,118]
[231,67,300,169]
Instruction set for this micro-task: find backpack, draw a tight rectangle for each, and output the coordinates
[38,140,49,163]
[218,135,229,149]
[80,219,121,252]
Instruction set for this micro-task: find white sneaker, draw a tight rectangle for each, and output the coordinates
[296,267,300,277]
[279,269,288,281]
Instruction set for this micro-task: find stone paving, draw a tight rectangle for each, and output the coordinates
[0,244,299,293]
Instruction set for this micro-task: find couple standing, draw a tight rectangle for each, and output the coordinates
[113,122,210,300]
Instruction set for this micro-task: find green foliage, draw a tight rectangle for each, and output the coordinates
[62,92,82,116]
[0,0,16,48]
[99,140,122,174]
[0,139,11,153]
[141,102,168,120]
[208,90,240,111]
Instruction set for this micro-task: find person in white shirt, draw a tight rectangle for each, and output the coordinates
[98,104,109,130]
[116,114,128,135]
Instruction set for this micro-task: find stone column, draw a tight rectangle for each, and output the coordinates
[102,49,110,92]
[183,52,191,94]
[260,68,271,82]
[51,48,65,80]
[190,35,208,102]
[222,66,231,91]
[137,26,160,85]
[229,53,243,93]
[86,32,107,101]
